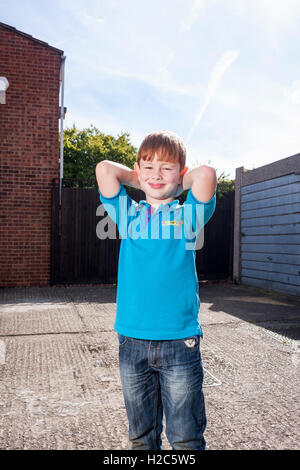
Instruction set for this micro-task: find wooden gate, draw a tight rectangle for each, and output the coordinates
[51,179,234,285]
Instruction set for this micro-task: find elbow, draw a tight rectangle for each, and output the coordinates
[201,164,216,174]
[96,160,109,169]
[203,165,217,181]
[200,165,217,191]
[95,160,109,176]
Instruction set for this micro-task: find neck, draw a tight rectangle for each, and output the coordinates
[146,195,175,211]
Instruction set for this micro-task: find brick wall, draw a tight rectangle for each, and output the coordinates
[0,25,63,286]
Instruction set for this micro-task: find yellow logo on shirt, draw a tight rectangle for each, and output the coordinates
[162,220,183,226]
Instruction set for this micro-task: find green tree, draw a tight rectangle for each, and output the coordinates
[62,124,137,187]
[215,170,235,198]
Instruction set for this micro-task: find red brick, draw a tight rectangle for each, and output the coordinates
[0,24,64,287]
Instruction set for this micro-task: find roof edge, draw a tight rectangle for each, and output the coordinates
[0,21,64,55]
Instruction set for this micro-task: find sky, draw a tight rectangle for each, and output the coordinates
[1,0,300,179]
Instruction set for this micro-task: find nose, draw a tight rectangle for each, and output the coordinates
[152,168,163,180]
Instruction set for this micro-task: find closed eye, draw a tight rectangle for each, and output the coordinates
[144,167,173,170]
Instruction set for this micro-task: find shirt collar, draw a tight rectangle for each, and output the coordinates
[139,199,179,211]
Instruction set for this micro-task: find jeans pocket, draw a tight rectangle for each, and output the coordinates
[118,333,129,347]
[182,335,200,349]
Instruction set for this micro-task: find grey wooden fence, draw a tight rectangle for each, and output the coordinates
[233,153,300,296]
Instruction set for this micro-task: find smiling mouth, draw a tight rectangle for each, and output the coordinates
[149,183,165,189]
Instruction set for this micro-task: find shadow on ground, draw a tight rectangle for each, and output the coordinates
[1,279,299,341]
[198,280,300,341]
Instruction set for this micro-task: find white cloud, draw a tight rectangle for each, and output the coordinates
[181,0,204,32]
[186,50,239,143]
[85,14,104,24]
[157,50,176,81]
[283,80,300,105]
[221,0,300,47]
[81,61,205,97]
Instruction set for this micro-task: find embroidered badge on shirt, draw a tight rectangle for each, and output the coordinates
[162,220,183,226]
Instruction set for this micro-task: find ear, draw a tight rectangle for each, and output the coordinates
[180,166,188,177]
[134,162,140,175]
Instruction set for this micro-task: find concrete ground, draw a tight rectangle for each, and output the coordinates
[0,281,299,450]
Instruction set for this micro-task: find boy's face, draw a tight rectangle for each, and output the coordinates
[134,153,181,202]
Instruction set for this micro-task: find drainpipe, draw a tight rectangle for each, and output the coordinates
[59,55,66,207]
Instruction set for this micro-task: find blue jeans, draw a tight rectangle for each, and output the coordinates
[118,333,206,450]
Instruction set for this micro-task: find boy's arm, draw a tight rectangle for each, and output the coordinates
[95,160,141,198]
[182,165,217,202]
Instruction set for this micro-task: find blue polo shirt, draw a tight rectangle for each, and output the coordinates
[98,184,216,340]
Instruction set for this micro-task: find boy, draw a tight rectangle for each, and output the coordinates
[95,130,217,450]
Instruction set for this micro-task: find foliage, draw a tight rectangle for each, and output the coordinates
[62,124,137,187]
[216,170,235,198]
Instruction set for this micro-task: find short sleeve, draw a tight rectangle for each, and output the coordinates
[183,189,216,240]
[98,184,135,237]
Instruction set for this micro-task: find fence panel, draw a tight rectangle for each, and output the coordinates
[51,180,234,285]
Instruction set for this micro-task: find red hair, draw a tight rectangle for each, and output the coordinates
[137,130,186,171]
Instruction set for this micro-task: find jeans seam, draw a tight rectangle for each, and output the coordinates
[152,372,160,450]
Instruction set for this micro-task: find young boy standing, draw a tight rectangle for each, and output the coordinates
[95,130,217,450]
